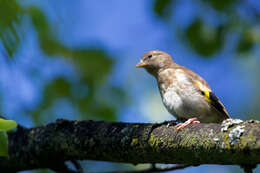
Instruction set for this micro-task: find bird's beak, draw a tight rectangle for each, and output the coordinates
[136,60,146,68]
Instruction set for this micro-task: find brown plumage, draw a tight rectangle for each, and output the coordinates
[136,50,230,130]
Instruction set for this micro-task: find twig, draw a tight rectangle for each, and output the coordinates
[71,160,84,173]
[99,164,192,173]
[241,164,257,173]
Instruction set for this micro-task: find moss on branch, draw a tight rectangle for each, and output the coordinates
[0,119,259,172]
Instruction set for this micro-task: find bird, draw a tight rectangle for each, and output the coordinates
[136,50,230,130]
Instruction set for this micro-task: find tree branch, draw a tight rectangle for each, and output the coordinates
[1,119,259,172]
[105,164,192,173]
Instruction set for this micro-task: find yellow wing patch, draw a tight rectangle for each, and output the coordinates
[194,81,212,102]
[192,77,230,119]
[204,91,211,103]
[202,90,230,119]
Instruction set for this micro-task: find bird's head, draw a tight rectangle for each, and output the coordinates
[136,50,173,76]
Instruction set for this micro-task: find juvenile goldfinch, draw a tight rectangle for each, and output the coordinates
[136,50,230,130]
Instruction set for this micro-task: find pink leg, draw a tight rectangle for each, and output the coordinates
[176,118,200,131]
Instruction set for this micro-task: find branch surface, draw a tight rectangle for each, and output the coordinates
[1,119,260,172]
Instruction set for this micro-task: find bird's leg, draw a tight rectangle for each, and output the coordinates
[176,118,200,131]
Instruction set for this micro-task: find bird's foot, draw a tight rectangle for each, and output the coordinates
[176,118,200,131]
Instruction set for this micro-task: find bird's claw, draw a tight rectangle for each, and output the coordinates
[176,118,200,131]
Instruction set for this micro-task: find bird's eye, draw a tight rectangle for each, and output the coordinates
[147,55,153,59]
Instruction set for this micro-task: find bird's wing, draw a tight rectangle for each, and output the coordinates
[199,88,230,119]
[179,66,230,119]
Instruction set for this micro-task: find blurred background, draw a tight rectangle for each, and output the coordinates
[1,0,260,172]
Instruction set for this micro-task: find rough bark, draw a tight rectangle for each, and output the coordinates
[0,119,259,172]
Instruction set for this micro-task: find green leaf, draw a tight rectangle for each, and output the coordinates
[0,0,24,58]
[236,30,255,54]
[202,0,235,11]
[185,19,224,57]
[0,131,8,156]
[0,118,17,131]
[0,119,18,157]
[153,0,172,19]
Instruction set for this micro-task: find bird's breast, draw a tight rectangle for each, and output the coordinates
[161,88,182,116]
[158,68,208,119]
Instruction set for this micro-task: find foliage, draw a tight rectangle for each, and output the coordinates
[0,0,24,57]
[0,118,17,156]
[153,0,260,57]
[0,0,127,126]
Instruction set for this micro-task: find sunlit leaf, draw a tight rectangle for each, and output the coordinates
[0,119,17,156]
[0,118,17,131]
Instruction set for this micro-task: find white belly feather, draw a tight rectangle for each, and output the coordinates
[159,69,209,120]
[162,89,183,116]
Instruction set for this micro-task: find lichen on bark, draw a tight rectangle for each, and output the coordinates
[0,119,260,172]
